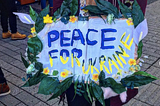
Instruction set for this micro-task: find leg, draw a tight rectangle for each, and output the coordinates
[49,0,54,16]
[0,14,9,33]
[0,67,10,96]
[0,67,6,83]
[7,0,17,33]
[9,14,17,33]
[41,0,46,9]
[66,84,92,106]
[0,0,9,33]
[49,0,53,7]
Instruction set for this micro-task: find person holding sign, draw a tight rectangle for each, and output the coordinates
[50,0,147,106]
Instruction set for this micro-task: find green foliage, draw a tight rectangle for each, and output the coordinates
[99,71,126,94]
[132,0,144,28]
[70,0,78,15]
[94,0,119,18]
[38,77,59,95]
[133,71,158,80]
[86,80,93,103]
[72,77,79,100]
[29,6,38,22]
[22,73,47,87]
[99,70,105,86]
[76,84,85,96]
[52,70,59,76]
[34,62,43,73]
[82,83,92,104]
[48,76,73,100]
[27,36,43,62]
[117,0,144,59]
[53,0,78,24]
[21,53,29,68]
[91,81,105,106]
[137,40,143,60]
[83,5,104,16]
[35,5,49,33]
[107,78,126,94]
[117,0,131,18]
[121,75,157,89]
[22,61,45,87]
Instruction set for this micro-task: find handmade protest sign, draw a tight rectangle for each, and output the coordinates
[15,0,157,105]
[37,18,144,81]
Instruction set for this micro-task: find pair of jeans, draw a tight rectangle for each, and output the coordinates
[0,0,17,33]
[0,67,6,84]
[41,0,53,9]
[66,84,110,106]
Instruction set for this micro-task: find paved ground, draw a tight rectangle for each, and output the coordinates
[0,0,160,106]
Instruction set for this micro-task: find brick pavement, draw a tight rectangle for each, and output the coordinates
[0,1,160,106]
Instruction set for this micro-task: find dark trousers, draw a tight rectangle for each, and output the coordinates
[0,0,17,33]
[0,67,6,84]
[66,84,110,106]
[41,0,53,9]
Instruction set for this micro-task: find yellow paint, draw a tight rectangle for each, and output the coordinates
[113,54,123,68]
[75,57,81,67]
[60,56,69,64]
[63,69,72,74]
[139,32,143,42]
[49,55,53,67]
[82,60,91,74]
[120,32,134,50]
[116,45,130,64]
[99,57,110,74]
[118,54,127,64]
[71,54,74,68]
[24,16,31,23]
[91,65,100,74]
[108,58,119,73]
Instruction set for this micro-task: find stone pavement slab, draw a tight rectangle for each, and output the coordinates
[0,0,160,106]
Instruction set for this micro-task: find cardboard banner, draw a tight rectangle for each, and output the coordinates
[36,18,147,81]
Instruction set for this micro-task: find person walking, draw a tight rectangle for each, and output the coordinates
[0,67,10,96]
[0,0,26,40]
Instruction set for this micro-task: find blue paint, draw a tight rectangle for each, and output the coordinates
[60,30,71,47]
[71,29,85,46]
[99,55,106,62]
[49,50,58,59]
[72,48,82,58]
[101,29,117,49]
[86,29,98,45]
[48,30,59,47]
[60,49,69,57]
